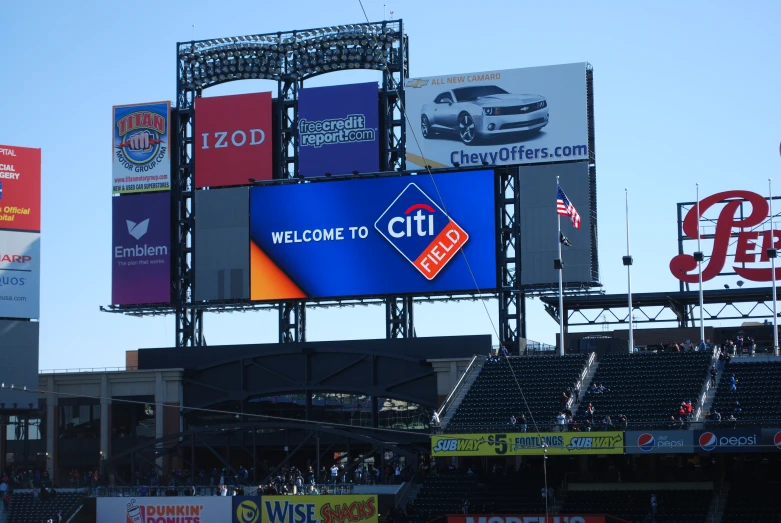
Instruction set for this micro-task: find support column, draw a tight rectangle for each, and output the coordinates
[155,372,165,469]
[100,375,110,463]
[45,375,56,483]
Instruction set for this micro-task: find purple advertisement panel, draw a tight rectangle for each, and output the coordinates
[112,192,171,305]
[298,82,379,177]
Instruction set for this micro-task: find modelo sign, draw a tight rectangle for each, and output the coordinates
[625,430,694,454]
[670,190,781,283]
[695,429,761,453]
[448,516,607,523]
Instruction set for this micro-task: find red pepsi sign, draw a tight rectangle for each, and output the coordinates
[670,190,779,283]
[695,429,759,453]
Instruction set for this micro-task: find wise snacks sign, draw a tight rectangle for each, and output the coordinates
[261,496,377,523]
[670,190,781,283]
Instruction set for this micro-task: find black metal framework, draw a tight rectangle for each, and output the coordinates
[497,166,523,344]
[168,21,406,346]
[386,296,414,338]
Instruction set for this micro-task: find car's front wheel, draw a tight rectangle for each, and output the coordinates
[458,112,477,145]
[421,115,433,139]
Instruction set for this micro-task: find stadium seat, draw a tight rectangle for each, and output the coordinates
[6,491,85,523]
[711,361,781,427]
[722,481,781,522]
[575,352,712,429]
[445,355,589,433]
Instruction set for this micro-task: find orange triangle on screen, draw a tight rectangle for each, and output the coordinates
[250,241,306,300]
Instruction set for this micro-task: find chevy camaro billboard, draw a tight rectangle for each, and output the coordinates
[298,82,380,177]
[0,144,41,232]
[195,92,273,188]
[250,170,496,301]
[112,102,171,194]
[405,63,589,169]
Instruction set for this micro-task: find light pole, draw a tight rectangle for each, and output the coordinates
[623,189,634,353]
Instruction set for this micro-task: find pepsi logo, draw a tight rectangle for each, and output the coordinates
[637,433,655,452]
[699,432,718,451]
[774,431,781,450]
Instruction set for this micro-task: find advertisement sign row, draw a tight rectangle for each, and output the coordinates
[112,102,171,194]
[435,429,781,456]
[449,516,608,523]
[96,495,377,523]
[0,144,40,232]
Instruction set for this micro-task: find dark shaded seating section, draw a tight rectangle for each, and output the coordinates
[447,355,589,433]
[409,472,546,522]
[576,352,711,429]
[712,361,781,427]
[561,489,712,523]
[722,481,781,522]
[7,491,84,523]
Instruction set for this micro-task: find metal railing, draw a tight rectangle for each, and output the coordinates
[435,355,483,420]
[442,418,781,433]
[40,367,139,374]
[94,483,356,497]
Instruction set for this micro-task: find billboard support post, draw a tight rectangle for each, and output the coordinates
[498,166,523,348]
[696,183,705,346]
[770,178,779,356]
[625,189,634,354]
[386,296,414,339]
[279,302,306,343]
[556,176,565,356]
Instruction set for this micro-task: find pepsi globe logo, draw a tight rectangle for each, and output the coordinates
[637,433,655,452]
[699,432,718,451]
[774,431,781,450]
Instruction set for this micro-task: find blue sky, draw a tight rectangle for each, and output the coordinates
[1,1,779,369]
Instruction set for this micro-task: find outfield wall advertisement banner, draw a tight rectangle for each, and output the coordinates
[448,516,608,523]
[249,170,496,301]
[97,497,232,523]
[625,430,694,454]
[195,92,273,188]
[0,231,40,319]
[112,193,171,305]
[0,144,41,232]
[405,63,589,169]
[261,495,378,523]
[298,82,379,177]
[693,429,761,453]
[112,102,171,194]
[431,432,624,456]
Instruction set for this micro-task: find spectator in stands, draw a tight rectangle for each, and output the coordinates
[749,337,756,357]
[556,412,567,432]
[711,408,722,423]
[487,349,496,363]
[736,335,744,356]
[602,415,613,430]
[584,419,592,431]
[586,403,595,421]
[0,478,6,502]
[560,391,569,410]
[651,493,658,515]
[509,415,517,426]
[730,375,738,392]
[685,400,693,418]
[733,401,742,414]
[616,413,628,430]
[710,365,717,386]
[519,414,527,433]
[726,413,737,427]
[499,345,509,357]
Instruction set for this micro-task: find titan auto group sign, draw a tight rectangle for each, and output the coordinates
[670,190,781,283]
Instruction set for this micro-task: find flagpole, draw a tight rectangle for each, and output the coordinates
[696,183,705,346]
[770,178,778,356]
[625,189,634,354]
[557,176,565,356]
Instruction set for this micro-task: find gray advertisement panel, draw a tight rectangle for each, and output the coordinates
[519,162,598,288]
[0,231,41,319]
[0,320,39,408]
[194,188,249,301]
[625,430,694,454]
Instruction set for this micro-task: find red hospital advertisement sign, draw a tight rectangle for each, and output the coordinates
[0,144,41,232]
[195,92,273,188]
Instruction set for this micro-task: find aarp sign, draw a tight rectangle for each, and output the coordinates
[670,190,780,283]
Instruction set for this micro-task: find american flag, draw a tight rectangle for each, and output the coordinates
[557,185,581,230]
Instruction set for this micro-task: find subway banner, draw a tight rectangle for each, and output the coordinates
[0,231,40,319]
[261,495,378,523]
[112,101,171,194]
[97,497,232,523]
[0,144,41,232]
[250,170,496,301]
[431,432,624,456]
[405,63,589,169]
[298,82,379,177]
[112,192,171,305]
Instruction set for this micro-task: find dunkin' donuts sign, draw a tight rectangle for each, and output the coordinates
[670,190,780,283]
[97,497,231,523]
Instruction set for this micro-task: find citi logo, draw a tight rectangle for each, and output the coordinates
[126,219,150,240]
[375,183,468,280]
[200,129,265,149]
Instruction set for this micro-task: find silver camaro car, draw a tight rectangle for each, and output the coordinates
[420,85,549,145]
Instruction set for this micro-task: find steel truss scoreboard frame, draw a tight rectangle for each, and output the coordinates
[102,21,598,350]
